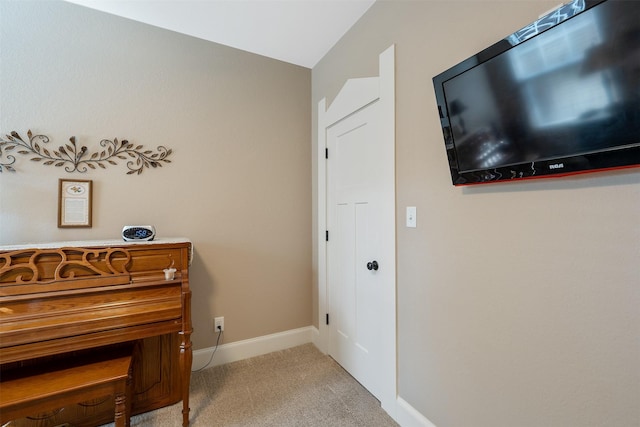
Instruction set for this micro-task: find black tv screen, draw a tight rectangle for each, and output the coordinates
[433,0,640,185]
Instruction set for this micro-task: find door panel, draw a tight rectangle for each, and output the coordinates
[327,101,384,400]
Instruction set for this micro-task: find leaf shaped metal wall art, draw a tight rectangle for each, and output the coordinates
[0,130,172,174]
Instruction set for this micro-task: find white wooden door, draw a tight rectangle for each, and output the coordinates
[327,99,388,400]
[318,45,396,414]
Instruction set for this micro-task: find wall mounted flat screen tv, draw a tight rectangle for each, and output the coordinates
[432,0,639,185]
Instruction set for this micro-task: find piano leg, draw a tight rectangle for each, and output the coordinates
[180,265,194,427]
[179,295,193,427]
[180,340,193,427]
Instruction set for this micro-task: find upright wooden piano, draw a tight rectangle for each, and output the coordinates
[0,239,193,427]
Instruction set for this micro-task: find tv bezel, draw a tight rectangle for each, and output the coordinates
[432,0,640,186]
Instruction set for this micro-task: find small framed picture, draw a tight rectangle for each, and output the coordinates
[58,179,93,228]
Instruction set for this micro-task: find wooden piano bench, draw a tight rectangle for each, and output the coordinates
[0,352,133,427]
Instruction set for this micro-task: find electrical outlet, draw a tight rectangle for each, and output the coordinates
[214,316,224,332]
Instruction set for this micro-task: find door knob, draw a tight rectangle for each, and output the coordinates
[366,261,379,271]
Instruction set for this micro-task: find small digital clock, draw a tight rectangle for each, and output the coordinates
[122,225,156,242]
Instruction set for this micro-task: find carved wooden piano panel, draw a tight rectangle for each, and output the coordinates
[0,239,193,427]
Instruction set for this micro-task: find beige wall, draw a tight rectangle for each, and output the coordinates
[0,1,312,351]
[313,1,640,426]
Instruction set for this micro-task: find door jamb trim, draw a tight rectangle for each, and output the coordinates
[316,44,396,416]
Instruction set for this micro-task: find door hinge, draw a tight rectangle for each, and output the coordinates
[326,313,329,325]
[325,230,329,241]
[325,148,328,159]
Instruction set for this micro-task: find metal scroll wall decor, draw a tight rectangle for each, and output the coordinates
[0,130,172,174]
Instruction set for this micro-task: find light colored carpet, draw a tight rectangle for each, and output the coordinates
[104,343,398,427]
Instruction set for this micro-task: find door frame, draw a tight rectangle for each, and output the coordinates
[316,44,396,416]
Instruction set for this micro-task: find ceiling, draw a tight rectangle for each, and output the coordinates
[65,0,376,69]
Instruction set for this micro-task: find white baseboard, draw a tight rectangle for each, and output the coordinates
[395,397,438,427]
[192,326,315,371]
[310,325,321,349]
